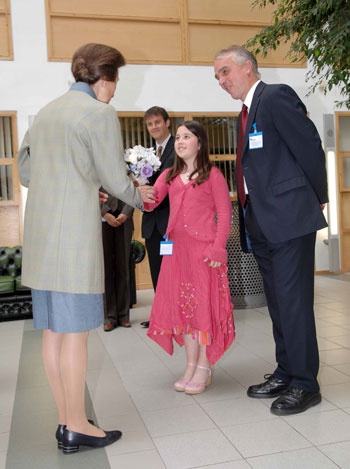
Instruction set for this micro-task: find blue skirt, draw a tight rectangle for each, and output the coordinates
[31,289,104,333]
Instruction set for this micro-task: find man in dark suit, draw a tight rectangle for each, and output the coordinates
[140,106,175,328]
[100,189,134,331]
[214,45,328,415]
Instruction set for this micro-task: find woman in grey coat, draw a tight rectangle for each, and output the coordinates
[18,43,154,454]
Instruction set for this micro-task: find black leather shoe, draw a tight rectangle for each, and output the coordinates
[271,387,321,415]
[119,321,131,328]
[62,428,122,454]
[104,323,117,332]
[247,374,289,398]
[56,420,94,449]
[140,321,150,328]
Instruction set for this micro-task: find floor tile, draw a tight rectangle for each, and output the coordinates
[319,348,350,365]
[3,276,350,468]
[196,462,251,469]
[108,449,166,469]
[318,365,350,385]
[247,447,339,468]
[140,403,216,438]
[286,409,350,446]
[320,440,350,467]
[321,383,350,407]
[153,428,242,469]
[201,396,277,426]
[222,419,311,458]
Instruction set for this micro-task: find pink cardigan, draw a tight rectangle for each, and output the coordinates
[144,167,232,263]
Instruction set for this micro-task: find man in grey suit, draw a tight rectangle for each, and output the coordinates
[214,45,328,415]
[140,106,175,328]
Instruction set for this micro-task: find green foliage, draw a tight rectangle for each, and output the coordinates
[246,0,350,108]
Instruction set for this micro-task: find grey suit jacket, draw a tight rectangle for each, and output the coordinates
[18,89,143,294]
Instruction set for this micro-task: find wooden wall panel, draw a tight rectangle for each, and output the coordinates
[189,24,300,67]
[132,210,152,290]
[0,206,21,246]
[188,0,275,23]
[0,16,8,57]
[50,17,183,63]
[341,193,350,229]
[49,0,180,19]
[341,232,350,271]
[46,0,303,67]
[0,0,12,60]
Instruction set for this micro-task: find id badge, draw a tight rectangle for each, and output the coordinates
[160,236,173,256]
[249,123,263,149]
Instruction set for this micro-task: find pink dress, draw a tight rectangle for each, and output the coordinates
[146,167,235,365]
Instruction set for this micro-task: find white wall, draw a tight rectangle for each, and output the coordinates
[2,0,345,270]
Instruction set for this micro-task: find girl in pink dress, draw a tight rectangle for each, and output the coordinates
[145,121,235,394]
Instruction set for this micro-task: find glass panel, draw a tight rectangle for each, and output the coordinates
[119,116,184,150]
[339,116,350,152]
[0,165,13,201]
[212,159,235,196]
[169,116,184,135]
[343,157,350,188]
[118,114,236,196]
[192,116,237,155]
[0,116,13,159]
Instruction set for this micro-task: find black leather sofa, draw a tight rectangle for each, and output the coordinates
[0,246,32,321]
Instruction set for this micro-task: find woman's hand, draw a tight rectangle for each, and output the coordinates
[99,191,108,204]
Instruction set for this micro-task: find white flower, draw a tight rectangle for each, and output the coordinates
[124,145,161,185]
[127,149,138,164]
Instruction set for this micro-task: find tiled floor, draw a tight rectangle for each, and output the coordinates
[1,274,350,468]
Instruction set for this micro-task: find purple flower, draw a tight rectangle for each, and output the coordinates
[141,164,153,178]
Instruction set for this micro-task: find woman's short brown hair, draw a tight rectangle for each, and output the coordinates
[71,43,126,85]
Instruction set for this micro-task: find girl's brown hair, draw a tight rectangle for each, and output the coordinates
[166,120,212,186]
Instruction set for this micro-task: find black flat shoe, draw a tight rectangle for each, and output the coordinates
[56,420,94,449]
[140,321,149,328]
[247,374,289,398]
[271,387,321,415]
[62,428,122,454]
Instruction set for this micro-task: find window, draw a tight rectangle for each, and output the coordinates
[0,113,22,245]
[0,115,16,202]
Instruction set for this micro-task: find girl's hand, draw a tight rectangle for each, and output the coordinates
[204,258,222,268]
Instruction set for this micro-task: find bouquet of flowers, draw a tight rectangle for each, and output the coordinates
[124,145,161,185]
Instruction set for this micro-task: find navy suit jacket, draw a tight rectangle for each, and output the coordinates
[239,81,328,252]
[141,135,175,239]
